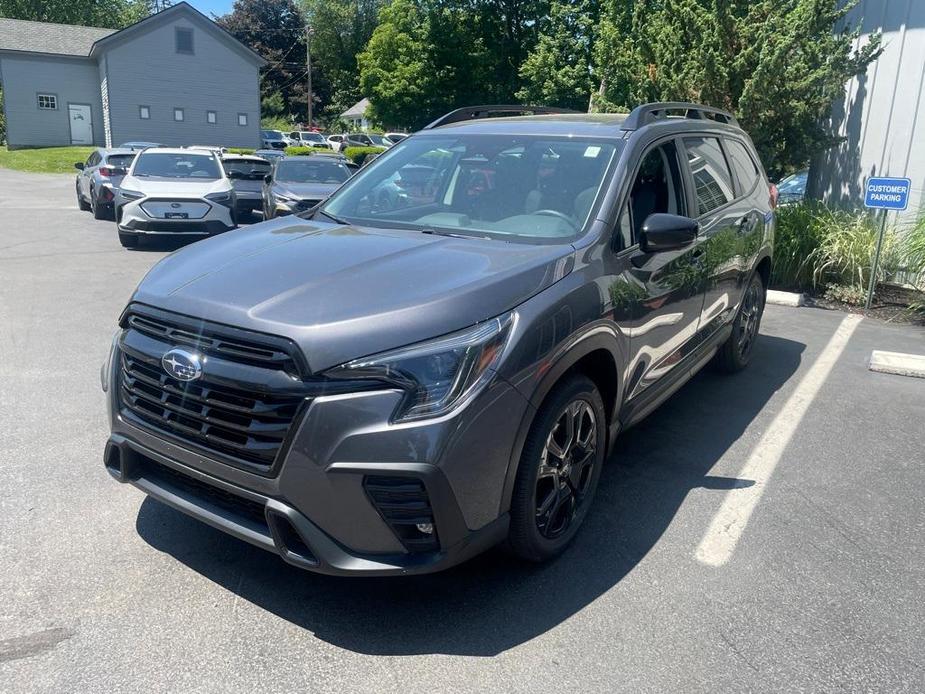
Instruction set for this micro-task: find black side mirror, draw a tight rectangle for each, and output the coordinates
[263,174,272,184]
[74,162,84,170]
[639,213,698,253]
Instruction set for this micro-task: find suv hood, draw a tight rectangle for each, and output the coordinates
[124,176,230,197]
[131,217,574,372]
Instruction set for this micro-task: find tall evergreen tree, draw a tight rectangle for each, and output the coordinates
[593,0,881,177]
[517,0,601,112]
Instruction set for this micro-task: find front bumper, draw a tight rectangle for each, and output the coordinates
[118,197,235,235]
[104,336,529,576]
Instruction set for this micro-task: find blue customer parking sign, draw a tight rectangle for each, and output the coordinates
[864,177,911,210]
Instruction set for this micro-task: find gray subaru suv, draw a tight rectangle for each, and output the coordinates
[103,103,774,576]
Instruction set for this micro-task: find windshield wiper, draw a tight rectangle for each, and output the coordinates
[317,209,348,225]
[421,227,487,240]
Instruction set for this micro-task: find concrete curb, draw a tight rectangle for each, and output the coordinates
[766,290,805,307]
[869,350,925,379]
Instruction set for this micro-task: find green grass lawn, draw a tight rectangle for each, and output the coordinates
[0,146,96,174]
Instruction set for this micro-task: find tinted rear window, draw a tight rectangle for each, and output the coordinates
[683,137,735,215]
[725,139,760,194]
[106,154,136,168]
[223,159,271,179]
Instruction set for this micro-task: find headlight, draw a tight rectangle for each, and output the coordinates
[120,189,144,201]
[326,314,514,422]
[101,329,122,392]
[205,191,234,208]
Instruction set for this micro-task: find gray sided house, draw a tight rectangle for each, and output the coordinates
[0,3,265,149]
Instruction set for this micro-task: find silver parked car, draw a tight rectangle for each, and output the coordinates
[75,148,137,220]
[115,148,237,248]
[262,155,352,219]
[288,131,331,149]
[221,154,272,218]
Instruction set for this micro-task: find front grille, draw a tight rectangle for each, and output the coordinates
[364,476,439,552]
[126,312,298,373]
[120,352,303,468]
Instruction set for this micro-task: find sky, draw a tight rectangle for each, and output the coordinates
[185,0,236,19]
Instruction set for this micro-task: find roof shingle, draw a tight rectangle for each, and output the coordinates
[0,17,115,57]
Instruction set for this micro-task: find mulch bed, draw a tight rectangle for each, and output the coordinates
[802,284,925,326]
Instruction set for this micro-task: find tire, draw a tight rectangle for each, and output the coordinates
[508,373,606,562]
[91,188,108,220]
[77,183,91,211]
[714,272,766,373]
[118,230,139,249]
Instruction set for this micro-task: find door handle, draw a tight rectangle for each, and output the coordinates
[690,247,706,265]
[737,216,752,233]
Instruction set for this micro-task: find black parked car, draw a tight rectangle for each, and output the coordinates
[103,103,773,576]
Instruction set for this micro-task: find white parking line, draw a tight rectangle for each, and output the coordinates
[695,313,863,567]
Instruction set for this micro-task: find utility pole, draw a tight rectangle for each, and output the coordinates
[305,24,313,129]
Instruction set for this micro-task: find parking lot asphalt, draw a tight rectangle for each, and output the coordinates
[1,168,924,693]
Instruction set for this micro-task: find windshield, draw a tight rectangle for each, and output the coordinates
[368,135,390,146]
[321,134,619,242]
[133,152,222,179]
[262,130,284,139]
[302,133,325,143]
[275,159,351,184]
[223,158,271,180]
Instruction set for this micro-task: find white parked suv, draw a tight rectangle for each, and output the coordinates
[115,148,237,248]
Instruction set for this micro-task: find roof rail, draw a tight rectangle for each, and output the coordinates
[621,102,738,131]
[423,104,582,130]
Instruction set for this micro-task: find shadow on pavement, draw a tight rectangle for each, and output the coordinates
[135,333,804,656]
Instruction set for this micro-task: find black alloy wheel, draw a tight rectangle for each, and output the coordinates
[508,374,606,562]
[535,400,598,539]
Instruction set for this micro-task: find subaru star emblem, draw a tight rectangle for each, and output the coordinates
[161,349,203,382]
[170,202,181,208]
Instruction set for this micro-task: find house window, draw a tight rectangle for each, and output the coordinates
[207,110,217,124]
[37,94,57,110]
[237,113,248,126]
[139,105,150,120]
[174,108,184,122]
[175,27,194,54]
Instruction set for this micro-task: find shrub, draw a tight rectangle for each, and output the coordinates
[226,147,255,155]
[807,207,899,290]
[342,146,386,165]
[900,214,925,289]
[283,146,333,156]
[771,201,824,290]
[823,283,866,306]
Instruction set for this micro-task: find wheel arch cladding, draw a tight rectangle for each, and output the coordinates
[500,340,622,517]
[755,254,771,288]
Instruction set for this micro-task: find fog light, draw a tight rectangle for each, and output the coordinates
[416,522,434,535]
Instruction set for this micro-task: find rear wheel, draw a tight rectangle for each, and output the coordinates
[77,183,91,211]
[508,374,606,562]
[91,188,108,220]
[714,272,765,372]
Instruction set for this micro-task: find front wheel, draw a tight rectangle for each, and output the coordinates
[508,374,606,562]
[714,272,765,372]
